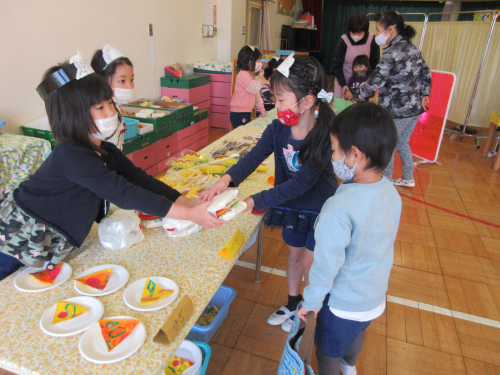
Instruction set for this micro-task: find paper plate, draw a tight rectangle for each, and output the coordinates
[39,296,104,337]
[74,264,130,296]
[79,315,146,364]
[163,340,202,375]
[123,277,179,312]
[14,263,72,293]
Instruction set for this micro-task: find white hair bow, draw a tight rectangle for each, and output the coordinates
[277,53,295,78]
[317,89,333,103]
[248,45,255,51]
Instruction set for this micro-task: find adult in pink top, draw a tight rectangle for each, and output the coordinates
[230,45,266,128]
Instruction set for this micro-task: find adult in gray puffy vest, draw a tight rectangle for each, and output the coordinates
[352,11,431,188]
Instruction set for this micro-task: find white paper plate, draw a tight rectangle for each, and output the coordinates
[79,315,146,364]
[123,277,179,312]
[74,264,130,296]
[166,340,203,375]
[14,263,72,293]
[39,296,104,337]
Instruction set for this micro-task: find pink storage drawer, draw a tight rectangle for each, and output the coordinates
[134,143,159,170]
[186,136,209,152]
[126,153,134,163]
[197,99,211,110]
[211,82,231,99]
[178,128,209,150]
[145,164,159,176]
[158,133,178,161]
[195,72,232,83]
[211,112,231,129]
[177,119,208,141]
[158,158,170,173]
[211,105,230,114]
[212,97,231,106]
[160,84,211,104]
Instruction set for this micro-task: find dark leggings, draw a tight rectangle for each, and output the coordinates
[316,329,366,375]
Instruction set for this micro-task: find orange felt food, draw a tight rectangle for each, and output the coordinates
[99,319,140,352]
[75,269,112,290]
[29,263,64,285]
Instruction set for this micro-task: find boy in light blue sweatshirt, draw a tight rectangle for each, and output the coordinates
[298,102,402,375]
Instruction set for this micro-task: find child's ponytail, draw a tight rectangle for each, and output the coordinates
[271,56,334,172]
[376,10,416,41]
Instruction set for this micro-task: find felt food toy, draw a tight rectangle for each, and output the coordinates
[99,319,140,352]
[207,188,247,221]
[140,278,174,305]
[165,356,194,375]
[196,305,219,326]
[268,175,275,185]
[214,156,238,167]
[257,164,268,172]
[177,168,201,178]
[75,268,111,291]
[140,100,155,107]
[182,152,209,164]
[199,164,225,175]
[52,301,90,324]
[172,159,195,170]
[29,263,64,285]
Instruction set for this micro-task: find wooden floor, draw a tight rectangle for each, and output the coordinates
[205,127,500,375]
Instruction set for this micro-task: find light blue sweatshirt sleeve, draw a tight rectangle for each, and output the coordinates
[302,211,352,311]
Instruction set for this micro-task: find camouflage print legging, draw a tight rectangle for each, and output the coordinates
[0,189,76,269]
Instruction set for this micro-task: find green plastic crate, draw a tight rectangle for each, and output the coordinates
[132,131,158,151]
[124,101,193,120]
[177,114,195,132]
[122,140,134,155]
[194,108,209,123]
[160,75,211,89]
[121,105,176,130]
[193,68,231,75]
[156,121,177,140]
[20,126,54,142]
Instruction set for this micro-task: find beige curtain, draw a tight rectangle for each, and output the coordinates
[261,1,274,51]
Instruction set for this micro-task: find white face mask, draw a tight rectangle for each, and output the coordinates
[332,154,357,181]
[112,87,134,104]
[375,25,396,46]
[351,34,363,43]
[91,113,120,142]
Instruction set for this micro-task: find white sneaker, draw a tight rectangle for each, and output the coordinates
[281,316,295,332]
[268,306,295,325]
[340,362,357,375]
[392,177,415,187]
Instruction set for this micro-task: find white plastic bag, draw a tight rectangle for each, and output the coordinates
[162,218,202,238]
[207,188,247,221]
[97,210,144,250]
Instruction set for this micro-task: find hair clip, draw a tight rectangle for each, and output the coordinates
[276,53,295,78]
[102,44,126,70]
[317,89,333,103]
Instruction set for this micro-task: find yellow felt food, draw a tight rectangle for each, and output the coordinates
[140,278,174,305]
[164,355,194,374]
[214,156,237,167]
[182,152,209,164]
[257,164,268,172]
[172,160,195,169]
[199,164,226,175]
[52,301,89,324]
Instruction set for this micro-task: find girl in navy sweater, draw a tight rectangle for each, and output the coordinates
[0,51,223,281]
[201,54,338,332]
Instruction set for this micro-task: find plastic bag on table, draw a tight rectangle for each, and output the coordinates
[207,188,247,221]
[97,210,144,250]
[162,218,202,237]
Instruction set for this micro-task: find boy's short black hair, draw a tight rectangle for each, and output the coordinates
[348,14,369,34]
[264,58,282,80]
[43,62,121,154]
[237,46,262,71]
[91,49,133,82]
[330,102,397,172]
[352,55,372,75]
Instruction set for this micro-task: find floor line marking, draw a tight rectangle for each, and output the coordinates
[235,260,500,329]
[399,192,500,229]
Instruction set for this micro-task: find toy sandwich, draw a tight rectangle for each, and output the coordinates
[207,188,247,221]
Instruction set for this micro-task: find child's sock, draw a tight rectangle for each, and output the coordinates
[282,294,302,313]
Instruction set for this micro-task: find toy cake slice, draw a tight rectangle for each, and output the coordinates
[29,263,64,285]
[52,301,89,324]
[139,278,174,305]
[75,268,112,290]
[99,319,140,352]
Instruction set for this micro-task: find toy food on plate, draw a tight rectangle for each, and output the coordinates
[214,156,237,167]
[99,319,140,352]
[256,164,268,172]
[140,278,174,305]
[52,301,89,324]
[165,356,194,375]
[177,169,201,178]
[29,263,64,285]
[75,268,111,290]
[182,152,209,164]
[172,159,195,170]
[207,188,247,221]
[199,164,225,175]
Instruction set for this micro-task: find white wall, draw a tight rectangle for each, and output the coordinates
[0,0,218,134]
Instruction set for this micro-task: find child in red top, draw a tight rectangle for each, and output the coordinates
[230,45,266,128]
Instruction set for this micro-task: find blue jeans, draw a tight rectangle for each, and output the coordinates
[230,112,251,129]
[0,252,23,281]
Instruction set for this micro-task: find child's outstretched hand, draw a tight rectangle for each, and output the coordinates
[345,90,353,100]
[297,306,320,322]
[243,197,254,212]
[199,174,231,202]
[188,201,225,228]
